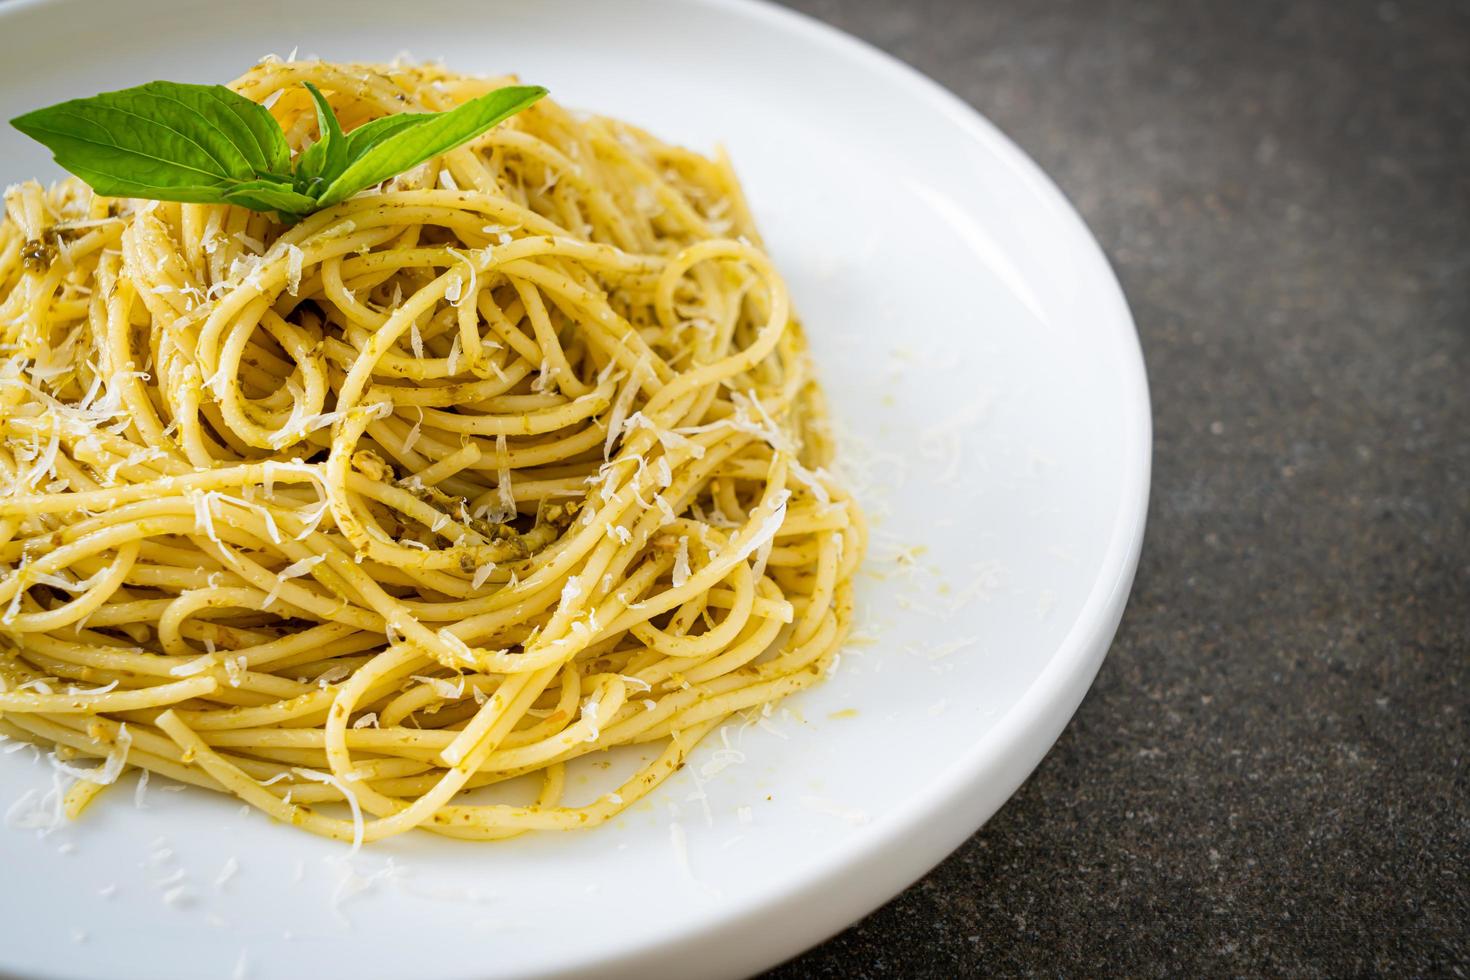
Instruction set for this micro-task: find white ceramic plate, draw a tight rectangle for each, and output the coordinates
[0,1,1150,977]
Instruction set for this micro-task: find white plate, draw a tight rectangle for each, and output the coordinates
[0,1,1150,977]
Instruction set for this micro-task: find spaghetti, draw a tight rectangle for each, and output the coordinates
[0,60,863,844]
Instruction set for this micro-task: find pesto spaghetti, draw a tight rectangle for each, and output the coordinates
[0,59,863,844]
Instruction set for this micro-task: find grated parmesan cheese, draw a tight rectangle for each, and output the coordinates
[471,562,495,590]
[435,628,476,666]
[279,554,326,580]
[50,723,131,786]
[161,885,193,907]
[492,433,515,521]
[409,319,424,360]
[284,244,304,296]
[293,769,364,854]
[215,856,240,890]
[698,747,746,778]
[5,775,64,834]
[672,537,691,587]
[169,654,215,677]
[411,674,466,701]
[446,332,462,375]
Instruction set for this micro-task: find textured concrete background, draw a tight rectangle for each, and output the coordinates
[765,1,1469,976]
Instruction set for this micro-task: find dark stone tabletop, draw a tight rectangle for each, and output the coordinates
[766,1,1469,976]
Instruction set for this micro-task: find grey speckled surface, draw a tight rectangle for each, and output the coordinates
[765,1,1469,977]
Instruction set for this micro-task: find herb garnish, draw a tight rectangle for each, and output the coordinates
[10,79,546,223]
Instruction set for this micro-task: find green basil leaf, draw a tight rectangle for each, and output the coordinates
[136,81,291,176]
[221,179,319,220]
[59,167,248,205]
[294,82,349,195]
[316,85,546,208]
[342,112,438,158]
[10,77,545,222]
[9,81,290,201]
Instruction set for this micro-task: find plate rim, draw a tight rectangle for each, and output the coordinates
[0,0,1152,976]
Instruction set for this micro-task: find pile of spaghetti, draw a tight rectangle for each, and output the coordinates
[0,60,863,844]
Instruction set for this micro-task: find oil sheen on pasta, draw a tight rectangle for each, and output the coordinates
[0,60,864,844]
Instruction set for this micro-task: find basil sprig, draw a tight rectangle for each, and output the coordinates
[10,79,546,222]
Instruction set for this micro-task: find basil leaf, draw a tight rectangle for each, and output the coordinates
[342,112,437,158]
[10,81,290,201]
[136,81,290,176]
[316,85,546,208]
[10,77,547,223]
[221,179,319,220]
[294,82,349,194]
[61,166,250,205]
